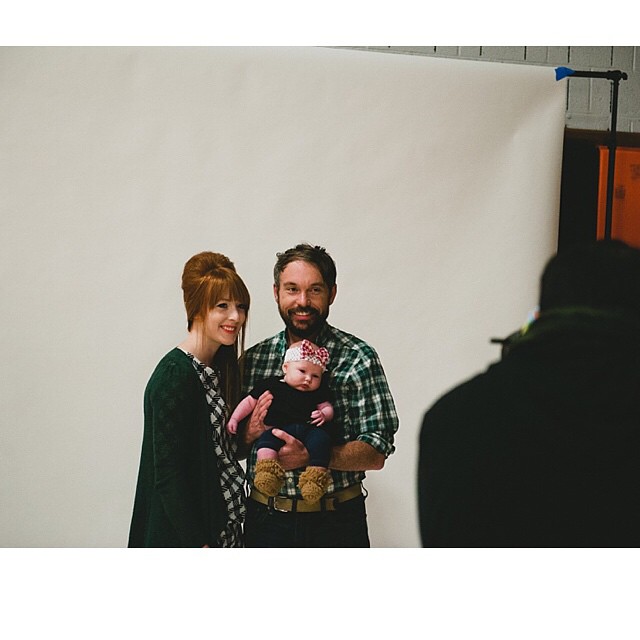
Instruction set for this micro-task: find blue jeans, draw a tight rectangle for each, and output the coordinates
[244,494,370,548]
[256,423,332,468]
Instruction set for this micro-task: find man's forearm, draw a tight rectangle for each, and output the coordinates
[329,440,385,472]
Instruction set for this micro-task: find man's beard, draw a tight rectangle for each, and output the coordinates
[278,304,328,340]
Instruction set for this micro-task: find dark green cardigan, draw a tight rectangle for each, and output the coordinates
[128,348,227,547]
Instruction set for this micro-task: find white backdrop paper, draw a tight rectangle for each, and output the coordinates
[0,47,566,547]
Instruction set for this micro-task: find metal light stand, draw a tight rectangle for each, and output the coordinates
[557,68,628,239]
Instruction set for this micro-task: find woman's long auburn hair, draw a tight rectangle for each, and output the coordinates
[181,251,250,410]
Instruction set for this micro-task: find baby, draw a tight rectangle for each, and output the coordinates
[227,339,334,502]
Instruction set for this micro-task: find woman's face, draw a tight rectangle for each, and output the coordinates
[202,298,247,347]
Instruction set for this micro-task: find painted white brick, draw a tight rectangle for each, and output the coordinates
[566,113,612,130]
[619,71,640,120]
[613,47,634,72]
[591,78,612,115]
[570,46,612,68]
[617,117,632,132]
[388,46,437,55]
[481,46,526,61]
[434,46,459,56]
[459,47,482,58]
[525,47,548,63]
[567,76,591,113]
[547,47,570,64]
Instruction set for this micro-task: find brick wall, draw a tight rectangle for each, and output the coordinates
[341,46,640,133]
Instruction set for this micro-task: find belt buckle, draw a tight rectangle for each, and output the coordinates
[270,495,291,513]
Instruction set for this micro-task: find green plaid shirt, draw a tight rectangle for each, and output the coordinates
[242,323,398,497]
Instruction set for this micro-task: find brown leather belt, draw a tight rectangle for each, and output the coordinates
[249,483,362,513]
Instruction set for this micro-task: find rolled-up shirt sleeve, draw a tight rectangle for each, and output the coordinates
[341,347,398,457]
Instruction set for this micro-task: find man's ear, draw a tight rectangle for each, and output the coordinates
[328,283,337,305]
[273,283,279,302]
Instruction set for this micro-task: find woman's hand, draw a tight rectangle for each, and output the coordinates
[242,391,273,446]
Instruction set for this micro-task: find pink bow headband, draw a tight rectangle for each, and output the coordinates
[284,340,330,371]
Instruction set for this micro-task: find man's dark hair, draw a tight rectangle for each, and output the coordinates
[273,243,337,289]
[539,240,640,319]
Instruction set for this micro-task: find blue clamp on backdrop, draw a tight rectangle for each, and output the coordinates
[555,67,627,82]
[555,67,575,81]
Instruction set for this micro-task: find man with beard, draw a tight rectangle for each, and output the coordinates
[239,243,398,547]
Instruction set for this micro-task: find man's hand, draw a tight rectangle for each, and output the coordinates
[271,429,310,470]
[242,391,273,446]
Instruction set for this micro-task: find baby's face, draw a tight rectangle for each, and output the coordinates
[282,360,323,392]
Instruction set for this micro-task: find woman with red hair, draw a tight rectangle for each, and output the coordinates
[129,251,250,547]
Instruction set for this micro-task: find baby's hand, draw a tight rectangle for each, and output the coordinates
[227,418,238,434]
[310,410,326,426]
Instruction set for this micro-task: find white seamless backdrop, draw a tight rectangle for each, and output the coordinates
[0,47,566,547]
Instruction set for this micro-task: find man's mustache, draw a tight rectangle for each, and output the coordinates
[288,307,318,317]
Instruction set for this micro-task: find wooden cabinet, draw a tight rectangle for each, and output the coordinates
[559,129,640,250]
[597,146,640,248]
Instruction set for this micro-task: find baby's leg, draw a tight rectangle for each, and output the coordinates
[254,430,286,497]
[305,427,332,468]
[297,429,332,502]
[256,447,278,461]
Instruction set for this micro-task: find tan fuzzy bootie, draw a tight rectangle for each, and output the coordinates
[254,459,285,497]
[298,466,331,503]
